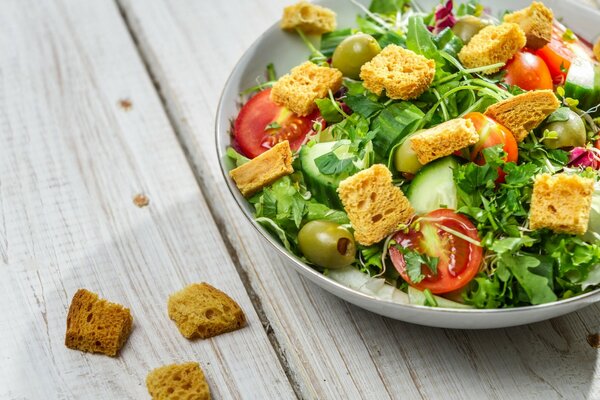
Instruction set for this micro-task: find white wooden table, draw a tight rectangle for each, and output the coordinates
[1,0,600,399]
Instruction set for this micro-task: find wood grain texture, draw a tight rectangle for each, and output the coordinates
[118,0,600,399]
[0,0,295,398]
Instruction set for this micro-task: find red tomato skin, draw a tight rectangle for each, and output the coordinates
[233,88,318,158]
[389,209,483,294]
[503,51,553,91]
[535,23,594,84]
[464,113,518,164]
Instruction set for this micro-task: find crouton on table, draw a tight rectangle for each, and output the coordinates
[147,362,210,400]
[338,164,414,246]
[458,23,526,73]
[168,282,246,339]
[410,118,479,165]
[280,1,336,34]
[529,173,594,235]
[229,140,294,197]
[270,61,342,116]
[360,45,435,100]
[65,289,133,357]
[504,1,553,49]
[484,90,560,143]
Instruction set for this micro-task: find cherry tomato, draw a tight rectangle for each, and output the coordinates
[389,209,483,294]
[233,88,320,158]
[503,51,553,91]
[535,22,595,85]
[464,112,518,165]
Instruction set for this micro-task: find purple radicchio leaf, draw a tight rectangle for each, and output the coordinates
[429,0,456,34]
[568,147,600,169]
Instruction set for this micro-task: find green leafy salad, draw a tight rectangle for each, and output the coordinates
[226,0,600,309]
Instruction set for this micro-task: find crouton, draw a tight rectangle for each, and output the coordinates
[280,1,336,34]
[529,173,594,235]
[338,164,414,246]
[270,61,342,116]
[360,45,435,100]
[168,283,246,339]
[504,2,553,49]
[147,362,210,400]
[458,23,526,73]
[484,90,560,142]
[65,289,133,357]
[229,141,293,197]
[594,37,600,61]
[409,119,479,165]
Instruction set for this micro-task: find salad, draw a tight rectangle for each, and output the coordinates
[226,0,600,309]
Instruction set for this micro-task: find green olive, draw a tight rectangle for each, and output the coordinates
[542,108,586,149]
[332,33,382,80]
[394,135,424,175]
[298,220,356,269]
[451,16,489,44]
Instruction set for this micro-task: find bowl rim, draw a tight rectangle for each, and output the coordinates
[214,0,600,315]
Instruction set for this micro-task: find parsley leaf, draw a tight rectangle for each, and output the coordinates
[314,152,357,175]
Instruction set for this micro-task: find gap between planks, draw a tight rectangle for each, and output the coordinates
[113,1,304,398]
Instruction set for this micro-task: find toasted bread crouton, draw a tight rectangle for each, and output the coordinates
[270,61,342,116]
[484,90,560,142]
[65,289,133,357]
[147,362,210,400]
[280,1,336,34]
[529,173,594,235]
[229,141,293,197]
[338,164,414,246]
[360,45,435,100]
[504,2,553,49]
[458,23,526,73]
[594,37,600,61]
[168,283,246,339]
[409,119,478,165]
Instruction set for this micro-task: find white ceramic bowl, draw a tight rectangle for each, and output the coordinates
[216,0,600,329]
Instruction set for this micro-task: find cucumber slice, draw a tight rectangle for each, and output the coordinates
[406,157,459,215]
[564,58,600,111]
[407,286,473,309]
[300,140,372,209]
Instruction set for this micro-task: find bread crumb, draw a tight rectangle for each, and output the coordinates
[360,45,435,100]
[133,194,150,208]
[65,289,133,357]
[168,283,246,339]
[118,99,133,111]
[147,362,210,400]
[529,173,594,235]
[280,1,336,34]
[338,164,414,246]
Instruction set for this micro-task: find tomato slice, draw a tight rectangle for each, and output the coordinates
[535,22,595,85]
[389,209,483,294]
[503,51,553,91]
[464,112,518,164]
[233,88,320,158]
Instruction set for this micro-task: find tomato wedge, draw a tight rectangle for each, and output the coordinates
[503,51,553,91]
[233,88,320,158]
[464,112,518,165]
[535,22,595,85]
[389,209,483,294]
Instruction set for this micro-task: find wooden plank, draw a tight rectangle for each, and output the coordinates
[0,0,295,398]
[119,0,600,399]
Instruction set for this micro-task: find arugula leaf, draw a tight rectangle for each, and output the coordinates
[344,94,384,118]
[378,31,406,48]
[314,152,357,175]
[498,253,557,305]
[368,0,408,14]
[406,16,442,63]
[404,251,426,283]
[434,27,464,58]
[545,107,572,124]
[315,98,344,123]
[371,102,424,157]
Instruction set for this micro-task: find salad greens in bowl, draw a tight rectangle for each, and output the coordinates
[216,0,600,328]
